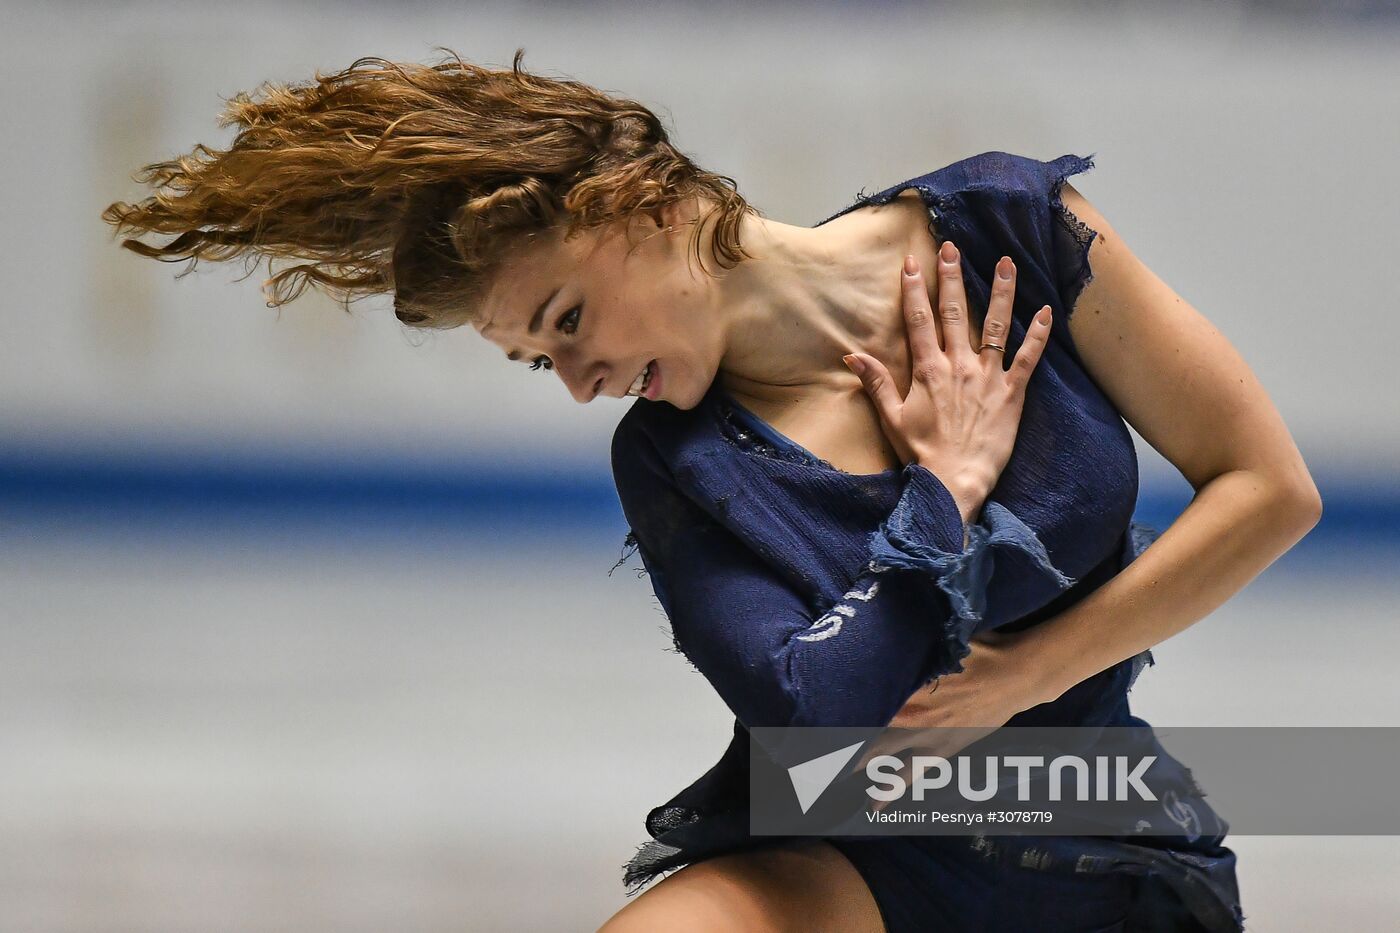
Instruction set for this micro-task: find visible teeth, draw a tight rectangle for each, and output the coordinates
[628,361,653,396]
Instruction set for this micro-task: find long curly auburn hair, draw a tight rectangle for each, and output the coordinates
[101,47,759,329]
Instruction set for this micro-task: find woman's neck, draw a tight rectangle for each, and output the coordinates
[710,192,934,408]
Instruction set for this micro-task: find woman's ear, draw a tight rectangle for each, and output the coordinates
[661,194,709,231]
[646,198,680,232]
[628,200,683,255]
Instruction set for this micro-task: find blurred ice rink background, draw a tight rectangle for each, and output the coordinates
[2,1,1398,929]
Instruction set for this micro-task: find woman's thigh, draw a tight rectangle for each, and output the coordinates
[597,840,886,933]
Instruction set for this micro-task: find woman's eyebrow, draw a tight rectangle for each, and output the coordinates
[504,285,562,360]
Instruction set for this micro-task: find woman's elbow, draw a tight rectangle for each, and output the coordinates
[1245,443,1322,534]
[1293,490,1324,549]
[1271,465,1324,538]
[1292,478,1324,529]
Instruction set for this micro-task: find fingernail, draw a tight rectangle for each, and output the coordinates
[997,257,1012,280]
[940,240,958,263]
[903,254,917,276]
[843,353,865,375]
[1037,306,1051,325]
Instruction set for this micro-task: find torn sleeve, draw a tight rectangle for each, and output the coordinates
[866,462,1078,671]
[612,428,1077,732]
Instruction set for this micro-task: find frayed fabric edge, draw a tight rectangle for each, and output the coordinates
[867,500,1077,621]
[622,838,685,896]
[1049,152,1100,316]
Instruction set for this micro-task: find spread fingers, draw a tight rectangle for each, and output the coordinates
[1006,305,1054,392]
[981,256,1016,361]
[900,253,943,369]
[934,240,975,364]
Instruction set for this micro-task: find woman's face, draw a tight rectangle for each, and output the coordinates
[473,211,725,410]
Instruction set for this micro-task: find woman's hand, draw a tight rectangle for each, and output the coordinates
[842,241,1054,521]
[854,628,1048,810]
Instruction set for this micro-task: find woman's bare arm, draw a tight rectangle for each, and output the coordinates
[1016,183,1323,705]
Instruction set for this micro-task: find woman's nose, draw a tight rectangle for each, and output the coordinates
[558,358,608,403]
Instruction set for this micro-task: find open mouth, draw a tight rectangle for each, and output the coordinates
[627,359,656,398]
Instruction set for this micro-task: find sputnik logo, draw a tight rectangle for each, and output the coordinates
[786,741,865,814]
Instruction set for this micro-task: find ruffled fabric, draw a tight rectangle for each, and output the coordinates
[865,463,1079,675]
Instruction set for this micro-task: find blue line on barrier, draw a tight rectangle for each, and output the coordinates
[0,450,1392,545]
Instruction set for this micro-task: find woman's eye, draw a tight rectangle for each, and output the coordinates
[527,305,580,372]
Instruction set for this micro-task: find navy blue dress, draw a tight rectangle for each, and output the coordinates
[610,151,1246,931]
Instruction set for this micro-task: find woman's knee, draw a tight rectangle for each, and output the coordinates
[597,856,787,932]
[596,842,883,933]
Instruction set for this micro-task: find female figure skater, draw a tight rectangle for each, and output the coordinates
[103,50,1320,931]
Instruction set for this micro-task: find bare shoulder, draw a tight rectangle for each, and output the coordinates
[1057,182,1316,498]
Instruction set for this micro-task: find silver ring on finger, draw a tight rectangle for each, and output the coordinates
[979,342,1006,353]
